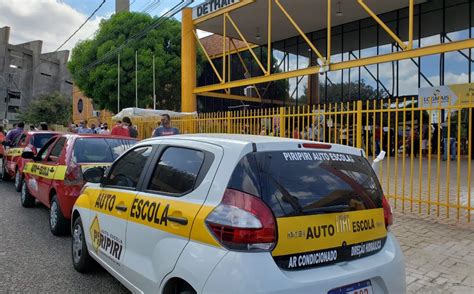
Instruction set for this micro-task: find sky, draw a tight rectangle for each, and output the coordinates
[0,0,206,53]
[0,0,470,96]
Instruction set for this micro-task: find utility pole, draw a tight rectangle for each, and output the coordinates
[135,50,138,108]
[117,53,120,113]
[153,53,156,110]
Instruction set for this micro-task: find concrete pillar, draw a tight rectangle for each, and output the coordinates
[181,8,196,112]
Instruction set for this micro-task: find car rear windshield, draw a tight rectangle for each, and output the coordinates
[228,151,383,217]
[73,138,136,163]
[30,133,57,149]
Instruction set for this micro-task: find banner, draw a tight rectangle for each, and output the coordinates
[418,83,474,108]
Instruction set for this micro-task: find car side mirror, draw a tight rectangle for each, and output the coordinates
[21,150,36,160]
[83,167,104,184]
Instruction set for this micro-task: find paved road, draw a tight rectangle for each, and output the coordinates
[1,176,474,293]
[0,180,128,293]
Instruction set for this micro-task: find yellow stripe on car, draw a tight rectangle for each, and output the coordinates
[76,188,220,246]
[22,163,67,180]
[6,148,24,157]
[272,208,387,256]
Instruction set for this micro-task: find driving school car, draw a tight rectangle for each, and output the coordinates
[71,134,405,294]
[20,134,137,236]
[2,131,59,191]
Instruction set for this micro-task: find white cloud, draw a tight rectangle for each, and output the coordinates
[0,0,104,53]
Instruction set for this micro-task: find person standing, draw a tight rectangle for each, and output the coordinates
[111,119,130,137]
[76,120,93,134]
[152,114,179,137]
[6,122,24,145]
[442,121,457,161]
[40,122,48,131]
[123,117,138,138]
[99,123,111,135]
[374,125,381,156]
[0,126,5,158]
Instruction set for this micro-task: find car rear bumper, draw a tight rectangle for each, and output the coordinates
[57,185,82,219]
[202,233,405,294]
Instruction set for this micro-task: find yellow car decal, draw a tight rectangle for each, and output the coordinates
[76,188,220,247]
[272,208,387,270]
[272,208,386,256]
[6,148,24,157]
[23,163,67,180]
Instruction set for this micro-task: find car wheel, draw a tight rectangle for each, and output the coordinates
[50,195,69,236]
[20,181,35,208]
[2,159,11,181]
[14,169,22,192]
[72,216,94,273]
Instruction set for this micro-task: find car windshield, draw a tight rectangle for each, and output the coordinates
[72,138,136,163]
[30,133,57,149]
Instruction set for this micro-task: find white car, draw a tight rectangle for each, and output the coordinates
[71,134,406,294]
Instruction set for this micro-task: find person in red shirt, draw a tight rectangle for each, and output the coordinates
[111,119,130,137]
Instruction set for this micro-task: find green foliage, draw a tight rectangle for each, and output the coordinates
[69,12,203,112]
[18,92,71,125]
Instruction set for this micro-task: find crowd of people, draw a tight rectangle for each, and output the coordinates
[68,114,179,139]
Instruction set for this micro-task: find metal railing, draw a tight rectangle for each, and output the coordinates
[171,98,473,222]
[94,97,473,222]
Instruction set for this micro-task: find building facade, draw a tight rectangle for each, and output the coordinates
[0,26,73,122]
[194,0,474,112]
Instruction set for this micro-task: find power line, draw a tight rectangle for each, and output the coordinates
[55,0,107,51]
[76,0,192,75]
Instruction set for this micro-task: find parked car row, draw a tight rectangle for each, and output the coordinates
[3,132,406,293]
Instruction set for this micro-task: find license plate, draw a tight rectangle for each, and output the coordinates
[328,280,373,294]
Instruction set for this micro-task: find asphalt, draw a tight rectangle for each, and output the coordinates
[0,179,129,293]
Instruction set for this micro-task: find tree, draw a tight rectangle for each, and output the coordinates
[18,92,71,125]
[69,12,203,112]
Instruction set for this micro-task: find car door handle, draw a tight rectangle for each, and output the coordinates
[167,216,188,226]
[115,205,127,212]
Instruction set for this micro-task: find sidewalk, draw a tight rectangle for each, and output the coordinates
[392,211,474,293]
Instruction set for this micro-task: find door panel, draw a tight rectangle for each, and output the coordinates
[123,141,223,292]
[88,146,153,273]
[36,137,66,205]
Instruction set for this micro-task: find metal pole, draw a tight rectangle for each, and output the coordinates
[153,53,156,110]
[135,50,138,108]
[117,53,120,113]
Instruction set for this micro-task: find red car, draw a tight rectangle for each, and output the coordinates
[2,131,60,192]
[20,134,137,235]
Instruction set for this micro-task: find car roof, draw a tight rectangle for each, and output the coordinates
[63,134,138,140]
[140,134,363,156]
[25,131,62,135]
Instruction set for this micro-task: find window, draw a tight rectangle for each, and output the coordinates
[73,138,136,163]
[148,147,204,195]
[106,146,152,189]
[37,137,58,161]
[30,133,57,149]
[48,138,66,162]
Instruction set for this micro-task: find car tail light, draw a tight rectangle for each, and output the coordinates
[382,196,393,230]
[206,189,276,252]
[64,161,83,186]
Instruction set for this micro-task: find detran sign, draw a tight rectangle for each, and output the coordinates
[192,0,240,19]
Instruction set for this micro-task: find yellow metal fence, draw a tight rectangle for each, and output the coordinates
[91,97,473,222]
[171,97,473,222]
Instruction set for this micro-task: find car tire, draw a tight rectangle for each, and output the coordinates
[2,159,11,181]
[49,195,69,236]
[72,216,95,273]
[14,169,22,192]
[20,181,35,208]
